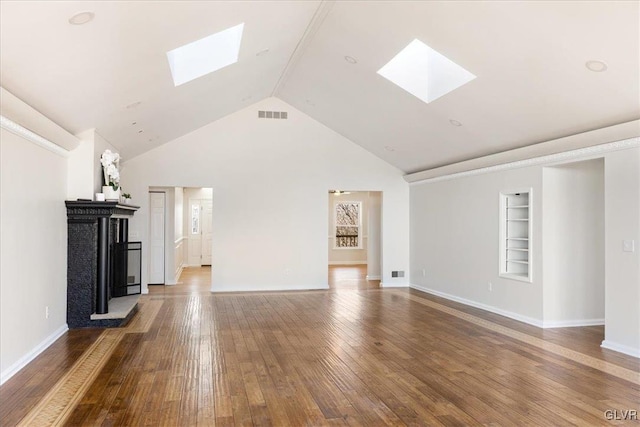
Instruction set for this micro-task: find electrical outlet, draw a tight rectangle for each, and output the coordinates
[284,268,292,276]
[422,269,426,277]
[623,240,635,253]
[45,306,49,319]
[488,282,493,292]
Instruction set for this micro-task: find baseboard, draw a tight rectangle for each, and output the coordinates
[410,283,544,328]
[211,284,330,293]
[328,261,367,266]
[601,340,640,358]
[0,323,68,385]
[366,275,381,280]
[542,318,605,328]
[173,264,184,284]
[380,282,410,288]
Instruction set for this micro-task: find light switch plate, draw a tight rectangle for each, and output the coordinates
[623,240,635,253]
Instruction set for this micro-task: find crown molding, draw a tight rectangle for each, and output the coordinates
[408,137,640,185]
[1,115,70,157]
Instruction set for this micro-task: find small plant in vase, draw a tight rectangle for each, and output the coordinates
[122,192,132,204]
[100,149,121,201]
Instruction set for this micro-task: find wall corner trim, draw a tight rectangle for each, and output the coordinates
[0,115,70,157]
[406,136,640,185]
[601,340,640,359]
[0,324,69,385]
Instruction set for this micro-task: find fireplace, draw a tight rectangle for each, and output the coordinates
[65,201,141,328]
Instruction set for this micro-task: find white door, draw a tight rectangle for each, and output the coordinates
[201,199,213,265]
[188,198,202,266]
[149,192,165,284]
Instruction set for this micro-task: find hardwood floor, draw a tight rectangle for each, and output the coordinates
[1,268,638,426]
[328,265,380,290]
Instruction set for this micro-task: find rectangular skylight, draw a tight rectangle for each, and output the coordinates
[167,23,244,86]
[377,39,475,103]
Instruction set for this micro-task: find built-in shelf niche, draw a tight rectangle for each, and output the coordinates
[499,190,532,282]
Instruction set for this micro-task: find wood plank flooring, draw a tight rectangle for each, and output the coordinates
[1,266,638,426]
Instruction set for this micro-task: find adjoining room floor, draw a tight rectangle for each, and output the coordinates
[1,270,637,426]
[328,264,380,290]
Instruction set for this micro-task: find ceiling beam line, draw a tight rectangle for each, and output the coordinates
[270,0,335,97]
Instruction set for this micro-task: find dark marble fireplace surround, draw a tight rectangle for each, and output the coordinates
[65,201,140,328]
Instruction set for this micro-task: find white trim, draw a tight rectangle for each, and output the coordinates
[211,284,330,293]
[328,261,367,266]
[601,340,640,359]
[408,137,640,185]
[0,115,70,157]
[543,319,605,328]
[366,275,381,280]
[410,283,544,327]
[380,282,409,288]
[0,324,68,385]
[174,236,187,244]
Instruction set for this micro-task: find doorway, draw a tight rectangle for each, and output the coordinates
[185,188,213,267]
[328,190,382,288]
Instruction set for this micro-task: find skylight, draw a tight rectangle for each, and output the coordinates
[377,39,475,104]
[166,23,244,86]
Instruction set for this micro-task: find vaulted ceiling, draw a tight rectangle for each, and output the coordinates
[1,1,638,173]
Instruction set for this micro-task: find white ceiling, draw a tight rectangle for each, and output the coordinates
[1,1,638,173]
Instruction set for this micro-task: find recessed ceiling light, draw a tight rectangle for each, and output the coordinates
[68,11,94,25]
[378,39,476,104]
[384,146,395,152]
[131,121,137,125]
[449,119,462,127]
[585,60,607,72]
[126,101,142,109]
[256,48,270,56]
[344,56,357,64]
[166,23,244,86]
[138,130,144,134]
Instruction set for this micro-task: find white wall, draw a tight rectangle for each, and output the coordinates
[367,191,382,280]
[542,159,604,326]
[603,148,640,357]
[328,191,369,265]
[121,97,410,292]
[0,128,68,383]
[410,140,640,357]
[411,164,544,324]
[66,130,94,200]
[67,129,121,201]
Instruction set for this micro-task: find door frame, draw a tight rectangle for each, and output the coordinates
[148,191,166,284]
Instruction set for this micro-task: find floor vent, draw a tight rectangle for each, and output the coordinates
[258,111,288,119]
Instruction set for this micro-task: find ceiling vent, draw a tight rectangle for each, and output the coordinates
[258,111,288,119]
